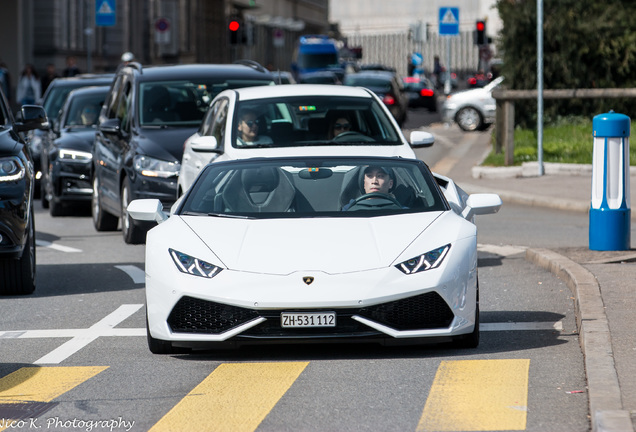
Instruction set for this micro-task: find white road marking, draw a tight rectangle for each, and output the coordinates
[35,239,82,253]
[478,244,527,257]
[482,321,563,331]
[115,265,146,284]
[32,304,144,365]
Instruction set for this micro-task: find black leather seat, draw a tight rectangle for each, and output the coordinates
[222,167,296,212]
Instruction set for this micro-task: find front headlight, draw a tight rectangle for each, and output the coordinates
[59,149,93,163]
[134,155,180,178]
[0,157,25,182]
[169,248,222,279]
[395,244,450,274]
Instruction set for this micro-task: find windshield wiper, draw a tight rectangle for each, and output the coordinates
[208,212,251,219]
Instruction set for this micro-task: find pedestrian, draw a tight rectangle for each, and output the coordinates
[115,52,135,73]
[41,63,59,94]
[16,64,41,105]
[62,56,80,77]
[433,55,443,88]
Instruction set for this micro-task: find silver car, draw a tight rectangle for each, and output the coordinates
[442,76,504,132]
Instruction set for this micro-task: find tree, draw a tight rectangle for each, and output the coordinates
[496,0,636,127]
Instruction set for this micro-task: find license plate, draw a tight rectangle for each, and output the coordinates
[281,312,336,328]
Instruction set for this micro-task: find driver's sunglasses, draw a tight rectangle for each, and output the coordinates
[334,123,350,130]
[242,120,257,128]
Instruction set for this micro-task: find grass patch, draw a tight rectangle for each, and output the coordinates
[482,118,636,166]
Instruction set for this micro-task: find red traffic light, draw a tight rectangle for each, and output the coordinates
[476,21,485,31]
[229,20,240,31]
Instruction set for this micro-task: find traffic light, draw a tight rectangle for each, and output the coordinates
[228,17,242,45]
[475,20,486,45]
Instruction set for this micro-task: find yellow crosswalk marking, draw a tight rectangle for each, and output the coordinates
[417,359,530,431]
[0,366,107,404]
[150,362,308,432]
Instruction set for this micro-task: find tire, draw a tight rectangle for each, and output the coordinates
[0,209,36,295]
[453,305,479,348]
[146,315,176,354]
[455,106,484,132]
[92,175,119,231]
[41,180,49,209]
[452,278,480,348]
[49,198,66,217]
[121,177,147,244]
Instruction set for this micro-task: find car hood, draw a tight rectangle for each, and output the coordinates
[181,212,444,274]
[56,129,96,151]
[139,127,198,162]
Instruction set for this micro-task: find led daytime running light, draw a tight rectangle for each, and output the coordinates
[396,244,450,274]
[169,248,222,279]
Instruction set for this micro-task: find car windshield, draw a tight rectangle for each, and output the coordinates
[179,157,448,218]
[139,79,273,127]
[63,92,107,127]
[232,95,401,148]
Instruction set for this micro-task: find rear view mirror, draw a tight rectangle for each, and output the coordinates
[15,105,49,132]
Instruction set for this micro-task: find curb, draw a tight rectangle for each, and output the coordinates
[525,248,633,432]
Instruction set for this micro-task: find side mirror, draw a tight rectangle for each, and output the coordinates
[15,105,49,132]
[190,135,221,153]
[462,193,502,220]
[127,199,168,224]
[99,118,121,135]
[409,130,435,148]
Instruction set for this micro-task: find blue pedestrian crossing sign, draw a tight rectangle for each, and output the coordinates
[96,0,116,27]
[439,7,459,36]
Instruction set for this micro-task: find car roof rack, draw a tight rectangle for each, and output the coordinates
[233,59,269,74]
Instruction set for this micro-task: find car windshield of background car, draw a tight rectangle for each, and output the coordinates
[179,157,447,219]
[65,94,105,127]
[231,96,401,148]
[139,79,273,127]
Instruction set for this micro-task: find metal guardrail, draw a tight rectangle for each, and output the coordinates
[491,88,636,165]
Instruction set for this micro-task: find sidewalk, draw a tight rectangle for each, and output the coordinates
[429,125,636,432]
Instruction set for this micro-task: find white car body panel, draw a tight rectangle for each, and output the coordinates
[442,76,504,126]
[144,209,479,343]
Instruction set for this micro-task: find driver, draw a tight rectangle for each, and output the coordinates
[342,166,402,211]
[363,166,393,195]
[329,116,352,139]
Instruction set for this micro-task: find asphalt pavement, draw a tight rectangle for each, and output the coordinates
[426,123,636,432]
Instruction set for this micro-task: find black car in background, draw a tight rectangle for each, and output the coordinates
[31,74,114,197]
[0,91,48,295]
[92,62,274,244]
[402,76,437,112]
[344,70,408,126]
[40,86,109,216]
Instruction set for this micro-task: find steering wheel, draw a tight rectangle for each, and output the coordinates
[347,192,402,209]
[332,131,375,142]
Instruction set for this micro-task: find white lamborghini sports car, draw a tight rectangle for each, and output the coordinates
[128,155,502,354]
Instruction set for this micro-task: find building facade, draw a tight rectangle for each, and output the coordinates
[0,0,329,106]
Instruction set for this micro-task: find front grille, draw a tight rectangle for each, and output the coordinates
[168,296,260,333]
[358,292,454,330]
[167,292,454,336]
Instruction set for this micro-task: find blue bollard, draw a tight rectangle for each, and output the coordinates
[589,111,631,251]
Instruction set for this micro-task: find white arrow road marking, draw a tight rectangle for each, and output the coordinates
[115,265,146,284]
[29,304,144,365]
[35,239,82,253]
